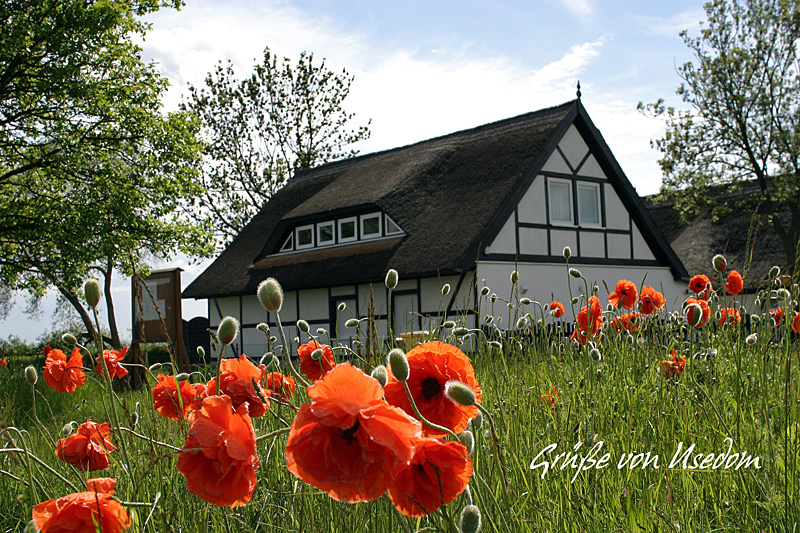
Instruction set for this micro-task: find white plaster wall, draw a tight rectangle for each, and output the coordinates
[559,125,590,170]
[550,229,577,256]
[579,232,605,258]
[632,224,656,260]
[604,183,629,230]
[477,261,686,324]
[209,296,239,328]
[517,176,547,224]
[420,275,460,313]
[299,288,328,320]
[578,154,605,179]
[242,295,266,326]
[489,216,516,254]
[519,227,548,255]
[541,149,571,174]
[607,233,631,259]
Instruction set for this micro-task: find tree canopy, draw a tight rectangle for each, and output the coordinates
[0,0,214,347]
[641,0,800,272]
[182,49,371,245]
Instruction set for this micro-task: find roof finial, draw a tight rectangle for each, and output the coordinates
[576,80,582,99]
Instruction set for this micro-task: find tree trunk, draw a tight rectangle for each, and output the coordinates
[56,285,97,345]
[102,262,122,350]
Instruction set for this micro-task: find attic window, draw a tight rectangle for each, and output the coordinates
[577,182,601,226]
[339,217,357,242]
[548,179,573,225]
[385,215,402,235]
[280,233,294,252]
[275,211,404,255]
[296,225,314,249]
[318,221,335,246]
[361,213,381,239]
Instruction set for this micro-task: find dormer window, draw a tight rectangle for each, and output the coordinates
[548,179,573,225]
[276,211,404,254]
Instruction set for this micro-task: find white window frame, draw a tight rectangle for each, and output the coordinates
[338,217,357,243]
[360,213,382,239]
[317,221,335,246]
[576,181,602,227]
[384,214,403,235]
[547,178,574,226]
[280,233,294,252]
[295,224,314,250]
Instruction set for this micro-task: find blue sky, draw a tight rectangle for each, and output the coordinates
[2,0,707,343]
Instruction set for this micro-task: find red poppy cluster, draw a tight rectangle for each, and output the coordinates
[724,270,743,295]
[638,286,665,315]
[660,350,686,378]
[571,295,603,345]
[286,358,473,517]
[297,340,336,381]
[610,312,641,333]
[542,386,558,410]
[43,345,86,394]
[608,279,638,309]
[771,307,785,327]
[550,301,565,318]
[685,297,710,328]
[33,478,131,533]
[55,419,115,471]
[689,274,712,299]
[718,307,741,329]
[206,354,270,417]
[96,347,129,380]
[152,374,206,421]
[265,371,295,402]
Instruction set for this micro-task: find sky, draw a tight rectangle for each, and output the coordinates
[1,0,708,344]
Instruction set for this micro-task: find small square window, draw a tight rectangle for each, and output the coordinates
[280,233,294,252]
[338,217,357,242]
[577,182,601,226]
[296,225,314,249]
[361,213,381,238]
[548,179,573,225]
[318,222,334,245]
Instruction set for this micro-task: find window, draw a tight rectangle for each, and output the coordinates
[280,233,294,252]
[577,182,601,226]
[548,179,573,224]
[361,213,381,239]
[317,221,334,246]
[385,215,402,235]
[338,217,357,242]
[296,224,314,249]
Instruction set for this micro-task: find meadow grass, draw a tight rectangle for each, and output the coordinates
[0,277,798,532]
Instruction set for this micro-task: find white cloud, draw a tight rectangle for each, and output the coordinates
[554,0,593,18]
[634,8,706,38]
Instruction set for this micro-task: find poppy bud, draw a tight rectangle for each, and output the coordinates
[443,320,456,329]
[712,254,727,272]
[316,328,327,335]
[569,268,581,278]
[571,296,580,305]
[385,269,399,290]
[296,319,310,333]
[686,303,703,326]
[520,297,531,305]
[480,286,490,296]
[510,270,519,284]
[458,430,475,455]
[460,505,482,533]
[441,283,451,295]
[311,348,323,361]
[61,333,77,346]
[61,422,75,437]
[769,266,780,279]
[445,380,477,406]
[516,316,528,329]
[471,412,483,431]
[25,365,37,386]
[176,373,190,381]
[196,346,205,358]
[777,288,791,300]
[388,348,409,381]
[488,340,502,350]
[83,279,101,309]
[490,293,497,303]
[257,323,269,333]
[453,327,469,337]
[257,278,283,313]
[590,348,602,362]
[259,353,275,366]
[371,364,388,387]
[149,362,162,372]
[563,246,572,259]
[217,316,239,346]
[345,318,359,328]
[746,333,758,345]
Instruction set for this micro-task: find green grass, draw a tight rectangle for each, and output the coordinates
[1,287,798,532]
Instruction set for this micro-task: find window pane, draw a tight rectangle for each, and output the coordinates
[297,228,313,247]
[319,223,334,243]
[280,234,293,251]
[363,215,380,236]
[340,220,355,240]
[578,184,600,225]
[549,181,572,223]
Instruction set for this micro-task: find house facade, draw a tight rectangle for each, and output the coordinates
[183,99,689,356]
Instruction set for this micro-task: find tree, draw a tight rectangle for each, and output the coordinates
[183,49,371,245]
[640,0,800,271]
[0,0,215,348]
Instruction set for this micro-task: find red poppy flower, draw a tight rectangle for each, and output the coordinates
[689,274,712,300]
[177,395,260,507]
[55,419,115,471]
[265,372,295,402]
[571,295,603,345]
[660,350,686,378]
[297,341,335,381]
[32,477,131,533]
[638,286,665,315]
[286,362,422,503]
[43,345,86,394]
[771,307,785,326]
[542,386,558,410]
[96,347,129,379]
[387,437,472,517]
[384,341,481,437]
[610,312,641,333]
[0,358,6,368]
[791,311,800,334]
[685,297,710,328]
[549,301,565,318]
[608,279,638,310]
[205,354,269,417]
[718,308,741,329]
[152,374,206,421]
[724,270,743,295]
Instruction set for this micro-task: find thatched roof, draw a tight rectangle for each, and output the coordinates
[184,100,686,299]
[644,183,791,288]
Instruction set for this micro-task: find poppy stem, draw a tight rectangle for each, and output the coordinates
[255,426,290,443]
[475,403,511,493]
[401,381,460,440]
[274,312,310,389]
